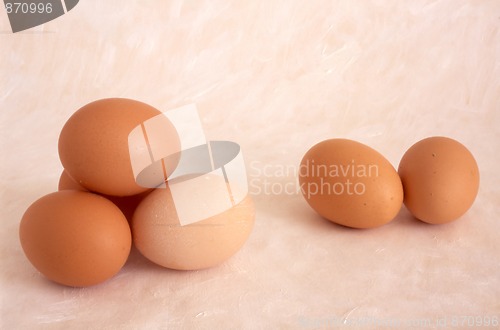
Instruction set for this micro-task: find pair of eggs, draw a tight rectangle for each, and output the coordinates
[19,99,255,287]
[299,137,479,228]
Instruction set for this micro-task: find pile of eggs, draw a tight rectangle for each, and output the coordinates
[299,137,479,228]
[19,98,255,287]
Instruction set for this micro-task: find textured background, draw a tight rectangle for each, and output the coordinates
[1,1,499,329]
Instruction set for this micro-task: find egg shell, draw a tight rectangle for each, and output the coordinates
[58,170,151,222]
[19,191,132,287]
[132,177,255,270]
[58,98,180,196]
[398,136,480,224]
[58,169,87,191]
[299,139,403,229]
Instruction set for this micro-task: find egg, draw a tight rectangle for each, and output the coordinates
[299,139,403,228]
[19,191,131,287]
[58,98,180,196]
[58,170,150,222]
[58,169,86,191]
[132,175,255,270]
[398,136,480,224]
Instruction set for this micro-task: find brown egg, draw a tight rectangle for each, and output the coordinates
[58,170,150,222]
[58,98,180,196]
[299,139,403,228]
[398,136,480,224]
[58,169,87,191]
[132,176,255,270]
[19,191,131,287]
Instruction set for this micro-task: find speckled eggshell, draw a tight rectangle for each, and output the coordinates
[132,179,255,270]
[398,136,480,224]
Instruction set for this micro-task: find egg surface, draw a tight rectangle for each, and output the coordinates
[299,139,403,228]
[58,169,86,191]
[132,177,255,270]
[398,136,479,224]
[58,98,180,196]
[19,191,131,287]
[58,170,150,222]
